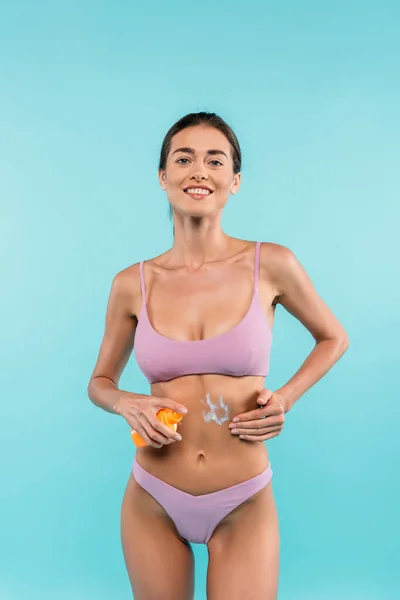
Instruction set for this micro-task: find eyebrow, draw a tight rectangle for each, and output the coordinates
[172,147,228,159]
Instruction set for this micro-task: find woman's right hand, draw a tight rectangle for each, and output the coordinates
[113,392,188,448]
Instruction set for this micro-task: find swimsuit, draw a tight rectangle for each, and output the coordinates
[134,241,272,383]
[132,457,272,544]
[132,241,274,544]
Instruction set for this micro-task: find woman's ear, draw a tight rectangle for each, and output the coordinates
[158,168,167,190]
[230,172,241,195]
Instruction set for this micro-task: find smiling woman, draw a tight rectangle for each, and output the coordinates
[159,113,242,234]
[175,147,227,198]
[87,111,349,600]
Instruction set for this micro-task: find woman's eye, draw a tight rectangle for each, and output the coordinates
[176,158,222,166]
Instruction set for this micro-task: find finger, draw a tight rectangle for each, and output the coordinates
[132,423,164,448]
[232,407,276,423]
[233,400,285,423]
[133,417,174,446]
[239,429,281,441]
[257,390,273,405]
[149,423,179,443]
[154,397,188,415]
[234,425,282,436]
[149,416,182,441]
[231,416,282,430]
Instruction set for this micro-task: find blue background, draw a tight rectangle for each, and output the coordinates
[1,1,399,598]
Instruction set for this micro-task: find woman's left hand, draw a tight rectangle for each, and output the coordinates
[228,388,288,442]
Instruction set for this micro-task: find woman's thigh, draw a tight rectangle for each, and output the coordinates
[206,482,280,600]
[121,474,195,600]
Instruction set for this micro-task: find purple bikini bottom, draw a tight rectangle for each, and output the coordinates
[132,457,273,544]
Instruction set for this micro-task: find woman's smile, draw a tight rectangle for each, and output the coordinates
[184,186,214,200]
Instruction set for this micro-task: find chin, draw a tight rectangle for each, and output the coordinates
[174,201,212,215]
[186,205,216,217]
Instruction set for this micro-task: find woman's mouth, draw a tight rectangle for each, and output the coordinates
[184,187,213,200]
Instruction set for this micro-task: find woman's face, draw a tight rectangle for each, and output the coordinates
[159,125,241,217]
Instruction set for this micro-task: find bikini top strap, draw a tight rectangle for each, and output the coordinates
[139,261,147,305]
[254,241,261,293]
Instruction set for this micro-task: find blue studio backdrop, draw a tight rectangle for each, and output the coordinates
[1,1,399,599]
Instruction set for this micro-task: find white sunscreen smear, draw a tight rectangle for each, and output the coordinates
[200,393,230,425]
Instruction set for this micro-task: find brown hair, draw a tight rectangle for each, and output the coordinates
[158,112,242,227]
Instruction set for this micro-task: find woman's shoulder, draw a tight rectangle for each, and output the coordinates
[259,240,294,263]
[259,241,298,285]
[112,250,169,313]
[114,261,141,285]
[110,262,142,316]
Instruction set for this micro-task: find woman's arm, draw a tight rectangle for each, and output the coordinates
[267,244,349,412]
[87,265,142,414]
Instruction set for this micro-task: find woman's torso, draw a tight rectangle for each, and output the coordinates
[129,238,279,494]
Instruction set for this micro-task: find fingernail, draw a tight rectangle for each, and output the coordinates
[233,417,239,422]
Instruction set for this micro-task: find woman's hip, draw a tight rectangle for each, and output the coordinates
[135,442,270,496]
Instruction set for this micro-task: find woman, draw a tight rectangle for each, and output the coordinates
[87,112,349,600]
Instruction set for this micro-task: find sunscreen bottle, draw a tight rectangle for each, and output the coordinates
[131,408,184,447]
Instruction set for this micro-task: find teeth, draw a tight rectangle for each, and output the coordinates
[186,188,211,195]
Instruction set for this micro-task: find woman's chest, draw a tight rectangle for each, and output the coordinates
[141,265,276,341]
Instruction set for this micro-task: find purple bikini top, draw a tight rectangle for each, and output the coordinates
[134,241,272,384]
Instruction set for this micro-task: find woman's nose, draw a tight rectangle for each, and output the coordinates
[190,171,208,180]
